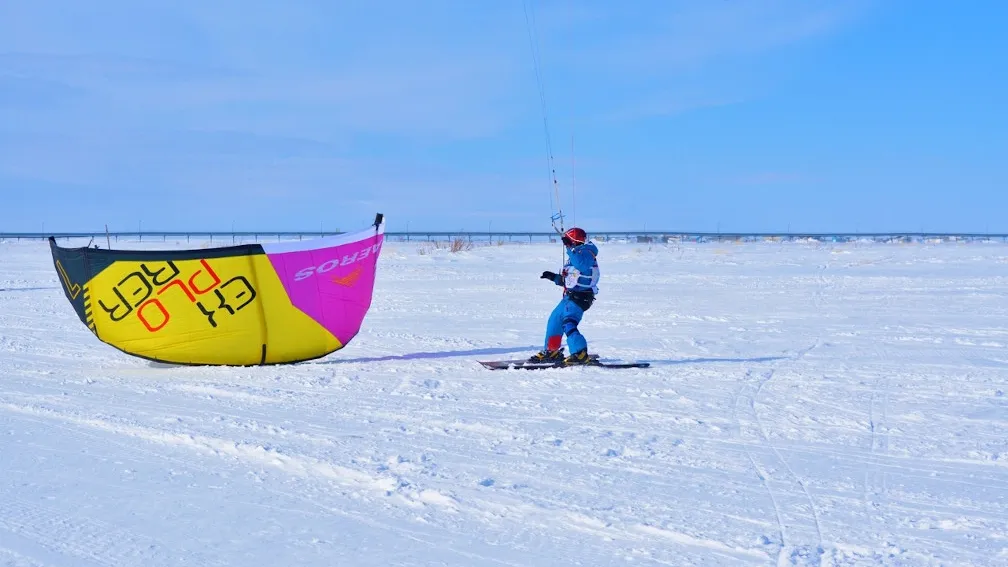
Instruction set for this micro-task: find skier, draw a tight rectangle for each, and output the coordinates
[528,227,601,365]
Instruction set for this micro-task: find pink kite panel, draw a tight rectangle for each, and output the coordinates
[263,223,384,344]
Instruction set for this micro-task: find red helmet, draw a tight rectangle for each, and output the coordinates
[562,227,587,247]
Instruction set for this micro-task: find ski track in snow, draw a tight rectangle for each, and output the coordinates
[2,238,1008,566]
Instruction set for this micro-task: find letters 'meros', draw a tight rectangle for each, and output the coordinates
[292,242,383,282]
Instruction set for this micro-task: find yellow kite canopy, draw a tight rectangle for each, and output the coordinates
[50,215,385,365]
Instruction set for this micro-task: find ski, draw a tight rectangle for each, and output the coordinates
[479,355,650,370]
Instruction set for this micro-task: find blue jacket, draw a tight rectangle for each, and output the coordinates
[551,241,600,295]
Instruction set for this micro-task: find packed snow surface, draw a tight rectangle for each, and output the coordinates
[1,238,1006,566]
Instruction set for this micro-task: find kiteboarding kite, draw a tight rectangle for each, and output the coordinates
[49,214,385,366]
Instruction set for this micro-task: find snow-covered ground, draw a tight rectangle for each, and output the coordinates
[1,238,1006,566]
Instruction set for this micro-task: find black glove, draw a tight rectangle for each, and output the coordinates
[541,271,557,281]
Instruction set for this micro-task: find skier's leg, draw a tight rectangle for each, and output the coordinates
[544,299,565,352]
[526,299,567,363]
[561,299,587,354]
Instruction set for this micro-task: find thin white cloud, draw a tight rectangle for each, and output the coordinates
[0,2,532,140]
[528,0,874,122]
[544,0,869,74]
[598,93,746,123]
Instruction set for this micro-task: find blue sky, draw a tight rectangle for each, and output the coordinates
[1,0,1005,233]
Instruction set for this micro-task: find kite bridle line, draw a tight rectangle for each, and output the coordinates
[522,0,567,240]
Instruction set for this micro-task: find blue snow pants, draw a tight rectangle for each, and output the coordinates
[544,295,587,354]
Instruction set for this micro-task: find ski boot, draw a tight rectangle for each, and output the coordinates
[527,349,565,364]
[564,349,600,366]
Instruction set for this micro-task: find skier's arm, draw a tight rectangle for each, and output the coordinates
[540,271,563,286]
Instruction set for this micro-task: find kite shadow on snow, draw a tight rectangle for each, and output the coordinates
[140,346,538,368]
[323,345,539,365]
[142,350,790,368]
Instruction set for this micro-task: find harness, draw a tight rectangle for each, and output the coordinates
[562,246,599,310]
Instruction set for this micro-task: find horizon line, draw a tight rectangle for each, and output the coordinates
[4,230,1008,240]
